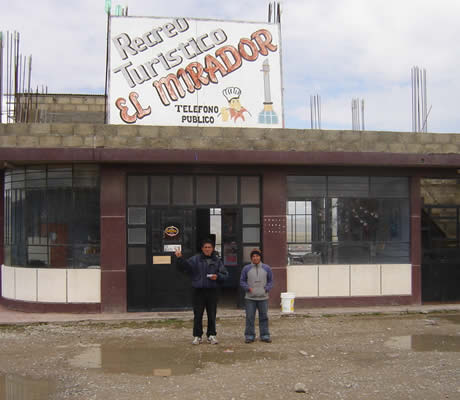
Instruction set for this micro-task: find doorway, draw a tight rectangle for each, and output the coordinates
[126,174,261,311]
[422,206,460,302]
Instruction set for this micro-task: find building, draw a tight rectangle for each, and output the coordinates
[0,94,459,312]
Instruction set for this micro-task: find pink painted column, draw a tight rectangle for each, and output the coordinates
[262,170,287,308]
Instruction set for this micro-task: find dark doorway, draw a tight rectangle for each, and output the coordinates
[127,207,244,311]
[127,208,195,311]
[422,206,460,302]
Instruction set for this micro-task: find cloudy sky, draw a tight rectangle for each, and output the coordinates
[2,0,460,132]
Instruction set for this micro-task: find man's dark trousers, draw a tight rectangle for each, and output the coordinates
[193,288,218,337]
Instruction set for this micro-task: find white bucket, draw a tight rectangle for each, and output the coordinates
[280,292,295,313]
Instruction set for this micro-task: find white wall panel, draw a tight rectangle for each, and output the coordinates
[67,269,101,303]
[1,265,16,299]
[318,265,350,297]
[350,265,381,296]
[37,269,67,302]
[15,268,37,302]
[382,264,412,295]
[287,265,318,297]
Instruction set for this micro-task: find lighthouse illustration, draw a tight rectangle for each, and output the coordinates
[258,59,278,124]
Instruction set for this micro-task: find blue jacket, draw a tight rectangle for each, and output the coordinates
[177,252,228,289]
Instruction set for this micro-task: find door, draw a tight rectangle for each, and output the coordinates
[127,207,195,311]
[422,206,460,302]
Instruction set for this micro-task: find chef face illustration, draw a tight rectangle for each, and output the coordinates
[221,87,250,122]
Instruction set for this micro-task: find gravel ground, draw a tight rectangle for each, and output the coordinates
[0,312,459,400]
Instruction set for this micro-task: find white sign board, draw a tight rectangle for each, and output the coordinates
[108,16,283,128]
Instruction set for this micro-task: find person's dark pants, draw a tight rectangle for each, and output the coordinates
[245,299,270,341]
[193,288,218,337]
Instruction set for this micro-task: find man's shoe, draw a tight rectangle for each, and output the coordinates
[207,335,218,345]
[245,338,254,343]
[261,338,272,343]
[192,337,202,345]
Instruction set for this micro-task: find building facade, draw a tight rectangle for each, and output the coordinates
[1,96,459,312]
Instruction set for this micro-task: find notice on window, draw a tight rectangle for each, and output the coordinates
[164,244,181,252]
[153,256,171,265]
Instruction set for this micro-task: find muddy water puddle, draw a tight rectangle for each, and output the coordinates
[69,343,284,376]
[385,335,460,352]
[0,374,55,400]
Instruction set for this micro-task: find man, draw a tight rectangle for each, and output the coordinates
[175,239,228,345]
[240,249,273,343]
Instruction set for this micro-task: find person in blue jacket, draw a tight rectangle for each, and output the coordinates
[240,249,273,343]
[175,239,228,345]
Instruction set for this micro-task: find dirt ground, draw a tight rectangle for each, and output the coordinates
[0,311,459,400]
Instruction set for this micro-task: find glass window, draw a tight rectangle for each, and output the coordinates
[243,208,260,225]
[11,168,25,189]
[150,176,170,205]
[370,177,409,198]
[172,176,193,205]
[330,242,370,264]
[241,177,260,204]
[243,227,260,243]
[25,190,47,245]
[210,208,222,254]
[287,175,410,264]
[26,166,46,188]
[48,166,72,188]
[128,247,146,265]
[128,176,148,205]
[72,244,100,268]
[196,176,217,205]
[27,245,49,267]
[328,176,369,198]
[287,200,313,243]
[128,207,146,225]
[219,176,238,205]
[287,176,326,198]
[72,189,100,246]
[128,228,146,244]
[372,242,410,264]
[4,165,100,268]
[73,165,99,188]
[47,190,72,244]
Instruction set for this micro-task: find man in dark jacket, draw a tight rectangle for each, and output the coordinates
[175,239,228,345]
[240,249,273,343]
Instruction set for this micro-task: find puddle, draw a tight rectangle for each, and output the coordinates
[69,344,283,376]
[0,373,55,400]
[385,335,460,352]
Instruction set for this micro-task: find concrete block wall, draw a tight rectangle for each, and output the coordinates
[16,94,105,124]
[2,123,460,155]
[421,179,460,205]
